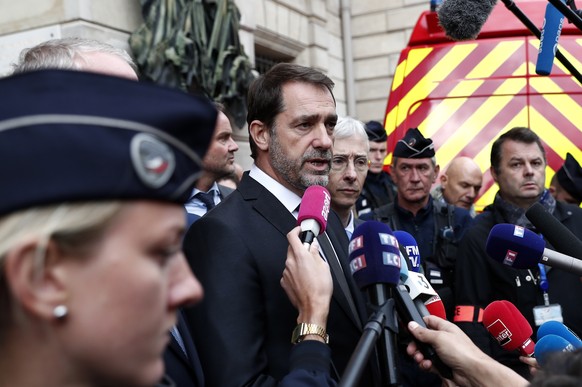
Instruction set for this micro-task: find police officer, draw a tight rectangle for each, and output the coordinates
[549,152,582,206]
[369,128,472,317]
[355,120,397,217]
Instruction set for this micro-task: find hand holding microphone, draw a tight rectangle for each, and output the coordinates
[406,315,528,387]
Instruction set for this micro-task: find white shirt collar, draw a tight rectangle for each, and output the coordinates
[345,211,355,235]
[189,181,220,200]
[249,164,302,218]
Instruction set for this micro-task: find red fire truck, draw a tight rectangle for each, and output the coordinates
[383,0,582,211]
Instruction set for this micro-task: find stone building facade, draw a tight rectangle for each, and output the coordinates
[0,0,429,168]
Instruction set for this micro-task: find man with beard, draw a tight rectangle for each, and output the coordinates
[326,116,369,237]
[454,127,582,379]
[183,63,379,386]
[184,103,239,225]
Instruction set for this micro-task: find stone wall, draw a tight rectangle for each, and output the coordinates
[0,0,431,168]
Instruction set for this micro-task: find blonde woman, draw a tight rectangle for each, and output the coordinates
[0,68,215,387]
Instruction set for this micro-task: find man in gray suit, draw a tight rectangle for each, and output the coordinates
[326,116,370,238]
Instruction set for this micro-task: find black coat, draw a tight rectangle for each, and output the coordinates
[455,200,582,377]
[182,172,377,387]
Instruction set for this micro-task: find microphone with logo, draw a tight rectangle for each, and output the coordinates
[342,221,402,386]
[297,185,330,248]
[342,221,453,385]
[538,320,582,348]
[486,223,582,276]
[395,230,447,321]
[535,334,576,367]
[535,320,582,366]
[483,300,535,357]
[536,0,566,75]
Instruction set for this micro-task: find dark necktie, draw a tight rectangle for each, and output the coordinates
[195,191,216,211]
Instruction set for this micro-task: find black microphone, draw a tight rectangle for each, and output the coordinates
[296,185,331,247]
[437,0,498,41]
[486,223,582,276]
[526,202,582,260]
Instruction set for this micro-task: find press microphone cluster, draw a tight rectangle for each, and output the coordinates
[348,221,453,380]
[437,0,499,41]
[486,223,582,276]
[483,300,535,356]
[297,185,330,247]
[395,230,447,321]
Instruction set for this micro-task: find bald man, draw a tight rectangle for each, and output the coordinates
[431,156,483,217]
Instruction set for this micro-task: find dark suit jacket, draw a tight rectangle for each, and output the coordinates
[162,311,205,387]
[183,172,376,387]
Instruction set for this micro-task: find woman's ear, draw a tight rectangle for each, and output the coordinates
[3,239,69,321]
[249,120,270,152]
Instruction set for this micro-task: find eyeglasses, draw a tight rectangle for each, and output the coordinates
[330,155,370,172]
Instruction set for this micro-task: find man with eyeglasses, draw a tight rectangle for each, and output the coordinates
[326,117,370,238]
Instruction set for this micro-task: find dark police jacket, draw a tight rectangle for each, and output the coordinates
[368,196,473,320]
[454,199,582,378]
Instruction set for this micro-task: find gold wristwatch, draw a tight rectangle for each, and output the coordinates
[291,323,329,344]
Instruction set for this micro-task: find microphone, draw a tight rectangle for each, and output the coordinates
[394,230,421,272]
[436,0,498,41]
[486,223,582,276]
[395,231,447,320]
[534,334,576,367]
[349,221,453,380]
[483,300,535,356]
[425,295,448,320]
[537,320,582,349]
[297,185,330,247]
[526,202,582,260]
[536,0,566,76]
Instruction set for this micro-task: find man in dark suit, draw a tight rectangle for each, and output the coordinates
[184,104,239,226]
[183,63,378,386]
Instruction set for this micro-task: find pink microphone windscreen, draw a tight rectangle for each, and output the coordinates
[297,185,331,234]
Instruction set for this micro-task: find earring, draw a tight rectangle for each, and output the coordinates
[53,305,68,319]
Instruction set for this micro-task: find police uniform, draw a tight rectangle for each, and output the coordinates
[356,120,397,217]
[556,152,582,204]
[369,128,473,319]
[369,128,472,387]
[454,191,582,378]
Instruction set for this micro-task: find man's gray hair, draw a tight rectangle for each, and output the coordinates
[333,116,369,152]
[12,37,137,74]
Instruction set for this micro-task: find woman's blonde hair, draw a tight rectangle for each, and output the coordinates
[0,201,124,336]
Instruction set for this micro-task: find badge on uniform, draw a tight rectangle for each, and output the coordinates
[533,304,563,326]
